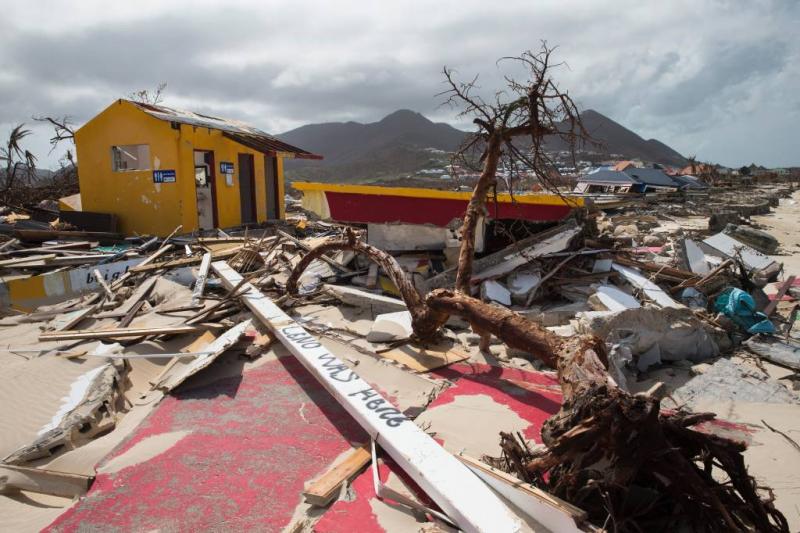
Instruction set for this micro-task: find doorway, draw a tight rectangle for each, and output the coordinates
[238,153,257,224]
[264,156,280,219]
[193,151,218,230]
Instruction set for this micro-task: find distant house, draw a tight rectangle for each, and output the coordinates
[574,169,643,193]
[671,174,709,190]
[75,99,321,236]
[624,167,682,191]
[576,166,695,193]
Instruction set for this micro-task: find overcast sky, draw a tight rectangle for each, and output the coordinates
[1,0,797,169]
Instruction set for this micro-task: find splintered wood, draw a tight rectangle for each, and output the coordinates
[303,444,371,506]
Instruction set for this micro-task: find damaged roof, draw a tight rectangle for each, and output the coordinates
[578,169,640,185]
[624,167,681,188]
[129,100,323,160]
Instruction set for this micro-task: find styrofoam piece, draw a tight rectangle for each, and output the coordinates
[506,271,541,301]
[366,311,414,342]
[594,285,641,312]
[481,279,512,306]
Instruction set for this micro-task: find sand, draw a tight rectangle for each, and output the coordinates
[752,190,800,275]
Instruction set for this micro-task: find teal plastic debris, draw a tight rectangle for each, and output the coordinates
[714,287,775,334]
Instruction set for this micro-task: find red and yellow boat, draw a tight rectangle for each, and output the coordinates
[292,182,583,226]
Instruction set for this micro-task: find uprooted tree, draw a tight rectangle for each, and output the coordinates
[286,43,788,531]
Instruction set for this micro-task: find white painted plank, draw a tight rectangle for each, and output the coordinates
[212,261,522,533]
[594,285,641,312]
[458,454,584,533]
[150,320,250,392]
[684,239,710,274]
[191,253,212,305]
[611,263,681,308]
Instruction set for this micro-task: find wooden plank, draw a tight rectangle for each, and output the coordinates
[303,444,371,506]
[40,241,93,251]
[93,268,115,300]
[131,246,241,273]
[91,351,211,359]
[191,253,212,306]
[377,341,470,373]
[457,454,586,533]
[49,305,97,332]
[211,260,521,532]
[118,299,145,328]
[39,325,201,341]
[150,321,249,392]
[0,254,57,267]
[109,244,173,291]
[12,229,123,243]
[115,276,159,315]
[0,238,19,251]
[613,256,696,281]
[764,275,796,317]
[0,464,92,498]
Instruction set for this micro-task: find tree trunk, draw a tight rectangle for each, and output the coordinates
[454,132,503,294]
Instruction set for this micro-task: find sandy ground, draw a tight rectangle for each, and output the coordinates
[752,189,800,276]
[628,191,800,530]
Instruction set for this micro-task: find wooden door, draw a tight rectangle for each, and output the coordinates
[238,153,256,224]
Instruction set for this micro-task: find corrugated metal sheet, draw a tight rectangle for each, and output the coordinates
[130,100,322,160]
[223,132,322,160]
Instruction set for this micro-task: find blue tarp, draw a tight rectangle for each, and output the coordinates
[714,287,775,334]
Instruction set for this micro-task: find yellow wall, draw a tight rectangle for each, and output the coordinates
[75,100,286,237]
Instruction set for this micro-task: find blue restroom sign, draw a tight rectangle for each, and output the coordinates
[220,162,235,174]
[153,170,176,183]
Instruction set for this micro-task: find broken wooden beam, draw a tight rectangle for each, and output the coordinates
[303,444,371,506]
[39,325,201,341]
[130,246,241,273]
[764,275,796,317]
[212,260,522,532]
[191,252,212,306]
[93,268,116,300]
[0,464,92,498]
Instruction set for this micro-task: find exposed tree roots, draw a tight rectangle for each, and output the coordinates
[286,231,788,531]
[487,389,788,532]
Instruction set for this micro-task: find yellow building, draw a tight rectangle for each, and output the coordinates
[74,99,320,236]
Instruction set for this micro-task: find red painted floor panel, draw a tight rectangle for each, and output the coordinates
[47,356,367,532]
[432,362,563,442]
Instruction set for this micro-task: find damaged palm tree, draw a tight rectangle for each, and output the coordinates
[286,43,788,531]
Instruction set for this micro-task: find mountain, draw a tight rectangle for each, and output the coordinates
[280,109,465,166]
[277,108,687,183]
[278,110,466,182]
[546,110,688,166]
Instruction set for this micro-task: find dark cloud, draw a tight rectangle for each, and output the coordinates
[0,1,797,167]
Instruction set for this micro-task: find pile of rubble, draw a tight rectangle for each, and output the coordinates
[0,188,798,532]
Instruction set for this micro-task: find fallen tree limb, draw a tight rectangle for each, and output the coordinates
[286,228,448,341]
